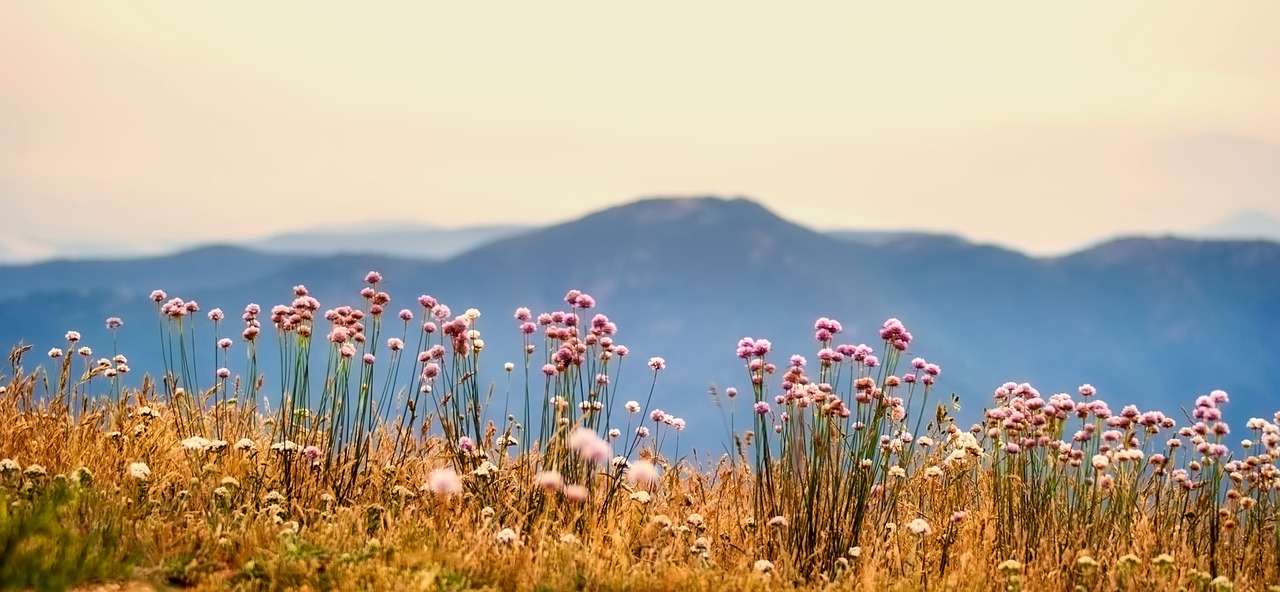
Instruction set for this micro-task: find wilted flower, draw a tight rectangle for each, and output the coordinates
[906,518,932,536]
[128,462,151,481]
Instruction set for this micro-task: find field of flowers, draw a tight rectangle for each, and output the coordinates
[1,271,1277,591]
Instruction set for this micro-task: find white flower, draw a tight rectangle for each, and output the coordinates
[0,459,19,473]
[473,461,498,477]
[503,362,515,372]
[753,559,775,574]
[906,518,931,536]
[625,401,641,413]
[629,490,651,504]
[767,515,788,528]
[848,546,862,558]
[128,462,151,481]
[270,440,300,454]
[23,464,46,478]
[233,438,257,451]
[180,436,212,452]
[687,513,704,527]
[1091,454,1110,470]
[558,533,580,545]
[495,528,518,545]
[464,308,481,321]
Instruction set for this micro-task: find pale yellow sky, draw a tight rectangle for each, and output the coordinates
[2,2,1278,256]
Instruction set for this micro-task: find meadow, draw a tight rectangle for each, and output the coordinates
[1,271,1276,591]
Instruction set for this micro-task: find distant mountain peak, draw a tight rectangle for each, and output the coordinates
[1192,208,1280,242]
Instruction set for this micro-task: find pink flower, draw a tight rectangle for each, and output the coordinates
[648,357,666,371]
[387,338,404,351]
[427,468,463,496]
[563,484,589,502]
[514,307,532,322]
[363,353,375,365]
[149,289,167,302]
[627,460,660,484]
[725,387,738,398]
[1079,384,1096,398]
[105,317,123,330]
[754,402,770,415]
[216,367,230,379]
[364,271,382,284]
[418,295,437,309]
[567,428,611,464]
[398,309,413,322]
[534,470,563,490]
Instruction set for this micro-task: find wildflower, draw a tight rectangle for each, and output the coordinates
[270,440,300,454]
[65,330,81,342]
[906,518,931,536]
[564,484,589,501]
[233,438,257,451]
[23,464,46,478]
[628,459,660,484]
[1076,555,1099,569]
[629,490,651,504]
[481,506,495,519]
[567,427,611,464]
[495,528,518,545]
[1152,553,1175,567]
[651,514,673,529]
[1091,454,1110,470]
[768,515,788,528]
[687,513,705,528]
[753,559,775,574]
[608,428,621,439]
[473,461,498,477]
[503,362,514,372]
[691,536,711,554]
[558,533,580,545]
[180,436,212,452]
[754,401,770,415]
[72,467,93,486]
[848,547,862,558]
[534,470,564,491]
[128,462,151,481]
[648,357,666,371]
[889,466,907,478]
[428,468,463,496]
[997,559,1022,575]
[0,459,18,474]
[303,446,321,461]
[48,348,63,358]
[924,466,943,479]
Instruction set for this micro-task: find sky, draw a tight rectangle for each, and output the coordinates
[2,2,1279,259]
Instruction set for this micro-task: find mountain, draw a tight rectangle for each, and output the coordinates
[1190,209,1280,242]
[2,196,1278,453]
[247,223,534,259]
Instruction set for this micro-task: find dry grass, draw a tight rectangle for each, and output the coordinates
[3,279,1279,591]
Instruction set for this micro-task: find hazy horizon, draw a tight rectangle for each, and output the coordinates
[3,2,1279,258]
